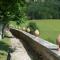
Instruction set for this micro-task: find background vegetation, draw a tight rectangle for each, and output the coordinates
[27,0,60,19]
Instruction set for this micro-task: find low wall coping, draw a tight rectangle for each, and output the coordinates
[11,28,60,59]
[20,30,60,57]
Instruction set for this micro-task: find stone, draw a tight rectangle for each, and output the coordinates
[34,29,40,36]
[27,28,30,32]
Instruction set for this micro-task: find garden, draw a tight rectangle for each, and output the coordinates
[0,0,60,59]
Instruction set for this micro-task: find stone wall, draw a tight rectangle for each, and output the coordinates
[10,28,60,60]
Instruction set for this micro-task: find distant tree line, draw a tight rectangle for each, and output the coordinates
[26,0,60,19]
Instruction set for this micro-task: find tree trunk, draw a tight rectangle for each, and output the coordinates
[1,23,9,39]
[2,24,6,39]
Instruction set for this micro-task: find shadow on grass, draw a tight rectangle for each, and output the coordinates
[0,41,10,52]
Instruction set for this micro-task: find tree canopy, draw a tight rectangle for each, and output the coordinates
[27,0,60,19]
[0,0,27,38]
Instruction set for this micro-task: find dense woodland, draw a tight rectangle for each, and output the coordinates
[0,0,60,20]
[27,0,60,19]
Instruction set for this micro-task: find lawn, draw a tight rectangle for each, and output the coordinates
[0,38,10,60]
[30,19,60,44]
[9,19,60,44]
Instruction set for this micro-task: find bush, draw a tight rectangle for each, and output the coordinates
[27,22,38,34]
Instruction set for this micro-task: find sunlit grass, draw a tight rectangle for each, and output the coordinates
[30,20,60,44]
[10,19,60,44]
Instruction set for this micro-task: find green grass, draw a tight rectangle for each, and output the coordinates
[30,20,60,44]
[0,38,10,60]
[9,19,60,44]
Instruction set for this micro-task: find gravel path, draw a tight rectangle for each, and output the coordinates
[10,37,32,60]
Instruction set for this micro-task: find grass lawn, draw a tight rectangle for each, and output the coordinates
[9,19,60,44]
[30,19,60,44]
[0,38,10,60]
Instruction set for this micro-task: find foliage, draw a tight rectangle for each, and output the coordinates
[0,0,27,24]
[0,0,28,38]
[27,22,38,34]
[0,37,10,60]
[27,0,60,19]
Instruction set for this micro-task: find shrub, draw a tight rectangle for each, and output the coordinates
[27,22,38,34]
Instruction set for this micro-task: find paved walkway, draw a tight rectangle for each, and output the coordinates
[10,37,31,60]
[6,30,41,60]
[6,30,31,60]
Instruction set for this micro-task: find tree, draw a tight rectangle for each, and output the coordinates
[27,0,60,19]
[0,0,27,38]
